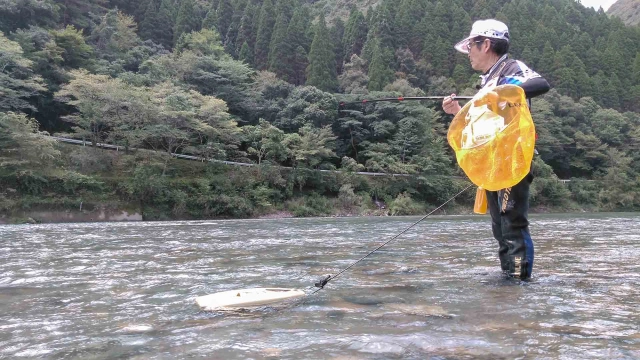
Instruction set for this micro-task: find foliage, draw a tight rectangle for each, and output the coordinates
[0,0,59,34]
[389,192,423,215]
[285,125,337,169]
[1,0,640,219]
[242,119,289,164]
[55,70,237,162]
[306,14,338,92]
[0,33,47,112]
[0,112,59,169]
[286,193,333,217]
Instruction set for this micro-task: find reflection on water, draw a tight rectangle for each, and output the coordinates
[1,213,639,359]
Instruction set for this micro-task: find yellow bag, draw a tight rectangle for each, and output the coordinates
[473,187,488,214]
[447,84,536,192]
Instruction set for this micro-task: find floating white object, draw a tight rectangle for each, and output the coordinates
[196,288,306,310]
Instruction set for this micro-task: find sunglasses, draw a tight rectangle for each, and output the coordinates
[466,39,486,51]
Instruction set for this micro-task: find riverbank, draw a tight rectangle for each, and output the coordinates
[0,144,621,225]
[0,201,585,225]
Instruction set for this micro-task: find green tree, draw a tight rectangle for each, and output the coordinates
[90,10,141,60]
[139,0,173,49]
[238,41,253,65]
[343,7,368,63]
[283,6,311,85]
[139,31,254,117]
[632,52,640,86]
[390,116,425,166]
[0,33,47,113]
[221,0,245,57]
[174,0,202,44]
[201,2,217,30]
[51,25,94,69]
[367,40,394,91]
[267,12,290,75]
[362,142,407,173]
[235,2,258,57]
[338,54,369,94]
[215,0,234,34]
[538,41,556,76]
[306,14,338,93]
[0,112,59,169]
[288,46,308,86]
[56,70,238,163]
[254,0,275,70]
[331,19,346,74]
[11,27,70,132]
[175,28,226,58]
[144,81,238,161]
[55,70,148,147]
[242,119,289,164]
[285,125,336,169]
[0,0,59,33]
[53,0,107,29]
[275,86,337,132]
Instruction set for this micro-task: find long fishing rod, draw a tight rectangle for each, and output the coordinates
[310,183,475,294]
[338,95,474,108]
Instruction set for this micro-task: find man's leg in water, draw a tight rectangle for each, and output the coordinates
[487,190,509,271]
[487,173,535,279]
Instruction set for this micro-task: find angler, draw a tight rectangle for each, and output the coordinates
[443,19,550,280]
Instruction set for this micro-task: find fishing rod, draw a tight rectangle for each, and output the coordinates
[338,95,474,108]
[310,183,475,294]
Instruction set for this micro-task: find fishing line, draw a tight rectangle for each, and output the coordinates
[309,183,475,295]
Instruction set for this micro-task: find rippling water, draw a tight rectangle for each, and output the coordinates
[1,213,639,359]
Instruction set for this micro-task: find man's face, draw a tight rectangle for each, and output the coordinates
[467,38,491,72]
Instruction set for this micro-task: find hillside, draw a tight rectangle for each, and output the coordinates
[1,0,640,223]
[314,0,380,23]
[608,0,640,26]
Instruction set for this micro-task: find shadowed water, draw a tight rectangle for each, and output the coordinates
[1,213,639,359]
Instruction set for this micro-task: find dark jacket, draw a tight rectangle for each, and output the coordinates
[480,54,550,99]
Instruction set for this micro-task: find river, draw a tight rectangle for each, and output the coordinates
[1,213,639,359]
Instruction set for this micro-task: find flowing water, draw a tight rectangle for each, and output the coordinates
[1,213,639,359]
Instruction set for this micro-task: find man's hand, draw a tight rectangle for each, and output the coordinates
[442,93,462,115]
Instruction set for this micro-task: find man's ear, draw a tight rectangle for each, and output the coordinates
[482,40,491,54]
[482,40,491,53]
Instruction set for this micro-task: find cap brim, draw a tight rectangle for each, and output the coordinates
[454,36,472,54]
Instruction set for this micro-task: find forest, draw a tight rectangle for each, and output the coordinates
[1,0,639,221]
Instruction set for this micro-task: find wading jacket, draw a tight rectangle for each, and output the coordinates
[479,54,550,103]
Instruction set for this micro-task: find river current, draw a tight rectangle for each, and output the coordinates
[1,213,639,359]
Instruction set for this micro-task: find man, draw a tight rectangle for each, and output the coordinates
[442,19,550,280]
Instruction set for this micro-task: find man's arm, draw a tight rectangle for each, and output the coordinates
[520,77,550,98]
[500,60,550,98]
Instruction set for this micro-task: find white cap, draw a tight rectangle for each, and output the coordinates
[454,19,510,54]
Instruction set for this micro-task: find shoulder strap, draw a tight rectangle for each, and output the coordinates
[490,60,508,82]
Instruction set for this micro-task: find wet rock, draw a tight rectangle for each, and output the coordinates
[262,348,282,357]
[384,304,453,319]
[362,266,419,275]
[348,341,406,356]
[340,294,405,306]
[119,324,154,333]
[324,299,370,313]
[326,310,346,319]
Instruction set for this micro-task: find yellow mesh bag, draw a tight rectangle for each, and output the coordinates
[447,84,536,192]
